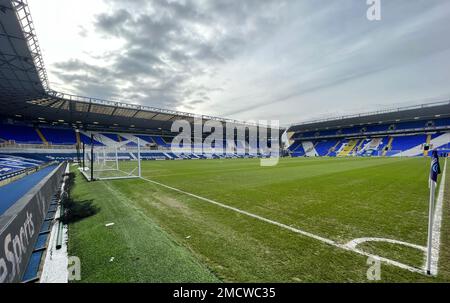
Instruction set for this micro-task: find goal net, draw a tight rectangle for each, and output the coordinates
[80,134,142,181]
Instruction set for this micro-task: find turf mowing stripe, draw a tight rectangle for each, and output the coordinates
[140,176,426,275]
[430,158,448,275]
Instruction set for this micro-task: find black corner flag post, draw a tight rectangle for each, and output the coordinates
[90,134,94,181]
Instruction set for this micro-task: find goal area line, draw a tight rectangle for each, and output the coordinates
[78,167,140,181]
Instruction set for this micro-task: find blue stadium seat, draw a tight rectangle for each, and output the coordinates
[39,127,77,145]
[314,140,339,156]
[150,136,171,147]
[0,124,42,143]
[390,134,427,151]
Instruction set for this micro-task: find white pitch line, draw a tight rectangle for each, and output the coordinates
[430,157,447,275]
[344,237,426,252]
[140,176,425,275]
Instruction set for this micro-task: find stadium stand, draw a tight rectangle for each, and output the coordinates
[0,0,449,283]
[2,113,450,160]
[0,164,56,215]
[287,102,450,158]
[150,136,171,148]
[315,140,340,156]
[0,154,44,177]
[0,121,278,159]
[39,127,77,145]
[389,134,427,154]
[0,124,43,144]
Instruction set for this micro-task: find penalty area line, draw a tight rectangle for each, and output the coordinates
[140,176,425,275]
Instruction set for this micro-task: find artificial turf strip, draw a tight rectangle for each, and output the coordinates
[68,169,219,283]
[69,157,450,282]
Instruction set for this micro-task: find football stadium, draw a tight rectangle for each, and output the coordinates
[1,0,450,287]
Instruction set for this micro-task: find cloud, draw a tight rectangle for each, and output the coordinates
[200,0,450,121]
[47,0,450,122]
[52,0,285,110]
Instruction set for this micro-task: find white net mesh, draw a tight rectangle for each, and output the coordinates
[81,133,141,181]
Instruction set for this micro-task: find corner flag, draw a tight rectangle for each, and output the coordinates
[426,150,441,275]
[430,150,441,185]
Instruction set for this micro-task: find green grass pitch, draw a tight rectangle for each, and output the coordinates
[68,157,450,282]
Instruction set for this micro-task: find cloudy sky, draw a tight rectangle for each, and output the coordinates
[28,0,450,125]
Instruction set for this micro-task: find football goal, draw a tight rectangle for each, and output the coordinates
[80,133,142,181]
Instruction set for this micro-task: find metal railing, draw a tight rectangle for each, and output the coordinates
[0,141,77,149]
[11,0,49,91]
[290,99,450,128]
[292,125,450,141]
[45,90,279,128]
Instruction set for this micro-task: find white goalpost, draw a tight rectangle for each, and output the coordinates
[80,133,142,181]
[94,146,119,172]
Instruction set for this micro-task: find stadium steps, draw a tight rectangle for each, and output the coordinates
[35,128,48,145]
[337,139,359,157]
[382,137,394,156]
[424,134,432,156]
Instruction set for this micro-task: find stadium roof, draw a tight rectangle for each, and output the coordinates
[0,0,48,101]
[288,100,450,133]
[0,0,280,134]
[5,1,447,136]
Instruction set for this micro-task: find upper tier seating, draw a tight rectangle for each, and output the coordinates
[101,133,127,142]
[79,133,105,146]
[135,135,155,144]
[395,121,429,131]
[294,117,450,139]
[2,120,449,160]
[150,136,171,147]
